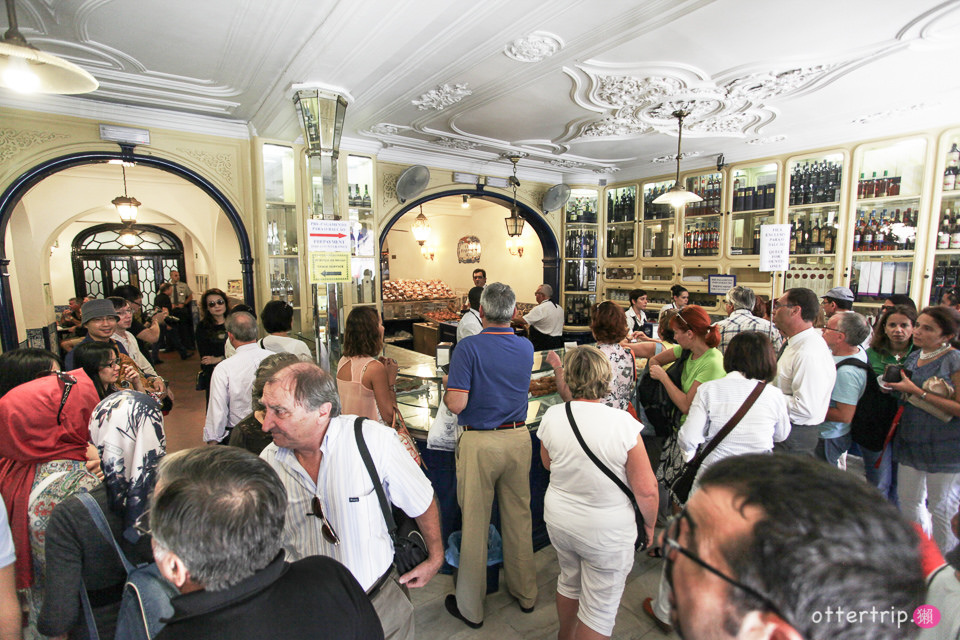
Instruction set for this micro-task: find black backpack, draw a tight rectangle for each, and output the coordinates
[637,349,691,437]
[836,357,899,451]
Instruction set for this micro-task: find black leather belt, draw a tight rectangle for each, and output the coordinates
[366,566,394,598]
[462,421,525,431]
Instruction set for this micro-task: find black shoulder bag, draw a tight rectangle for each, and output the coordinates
[637,348,691,437]
[564,403,648,551]
[353,417,429,575]
[669,381,766,505]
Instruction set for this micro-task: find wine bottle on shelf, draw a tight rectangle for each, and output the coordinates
[951,213,960,250]
[789,221,798,254]
[823,224,834,254]
[877,170,889,198]
[362,185,371,207]
[852,213,862,251]
[939,210,952,250]
[945,164,959,192]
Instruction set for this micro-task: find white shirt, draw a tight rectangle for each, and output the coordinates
[260,334,312,360]
[112,330,158,378]
[625,307,647,332]
[203,342,272,442]
[260,415,435,590]
[537,402,642,545]
[524,300,564,336]
[776,327,837,425]
[678,372,791,471]
[456,309,482,342]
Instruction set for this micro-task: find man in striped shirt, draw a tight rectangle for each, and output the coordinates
[715,285,783,354]
[259,362,443,640]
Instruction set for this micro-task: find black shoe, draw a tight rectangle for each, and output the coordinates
[180,351,194,360]
[520,603,534,614]
[445,595,482,629]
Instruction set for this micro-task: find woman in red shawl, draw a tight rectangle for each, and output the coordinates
[0,367,101,637]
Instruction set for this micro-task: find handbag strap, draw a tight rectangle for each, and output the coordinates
[78,491,135,640]
[353,416,398,537]
[564,403,636,507]
[690,381,766,466]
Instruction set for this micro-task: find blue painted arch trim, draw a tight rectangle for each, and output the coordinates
[0,149,255,351]
[378,188,560,299]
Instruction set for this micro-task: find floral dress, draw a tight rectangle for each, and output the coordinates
[24,460,99,640]
[597,342,636,411]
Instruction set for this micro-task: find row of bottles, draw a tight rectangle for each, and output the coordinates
[606,187,636,223]
[932,258,960,305]
[565,229,597,259]
[564,260,597,292]
[790,218,836,255]
[266,220,294,255]
[685,174,721,216]
[270,271,296,303]
[683,222,720,257]
[943,143,960,191]
[564,295,595,326]
[565,196,599,224]
[732,183,776,211]
[348,184,371,207]
[607,227,635,258]
[606,289,632,303]
[857,171,902,199]
[789,160,843,205]
[643,183,676,220]
[936,209,960,250]
[853,208,916,252]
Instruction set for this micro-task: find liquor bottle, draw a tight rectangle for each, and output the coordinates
[752,226,761,254]
[684,226,693,254]
[823,224,834,254]
[625,228,634,257]
[745,186,756,211]
[876,170,889,198]
[944,164,958,191]
[789,221,799,254]
[790,169,800,206]
[889,174,901,196]
[938,210,951,250]
[852,213,862,251]
[607,191,614,221]
[857,173,865,199]
[951,213,960,250]
[863,211,875,251]
[362,185,371,207]
[733,177,741,212]
[811,219,821,250]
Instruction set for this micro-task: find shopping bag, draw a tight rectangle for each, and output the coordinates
[427,401,460,451]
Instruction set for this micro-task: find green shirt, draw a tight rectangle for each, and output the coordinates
[866,343,915,377]
[672,344,726,392]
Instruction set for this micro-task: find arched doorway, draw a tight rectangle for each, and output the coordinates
[0,149,255,351]
[379,188,560,294]
[71,223,185,308]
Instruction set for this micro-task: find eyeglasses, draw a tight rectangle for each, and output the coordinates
[307,496,340,546]
[207,299,225,307]
[102,358,122,368]
[134,508,151,537]
[663,512,792,628]
[42,370,77,425]
[822,326,845,334]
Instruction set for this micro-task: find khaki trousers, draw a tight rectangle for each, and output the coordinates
[370,573,414,640]
[454,427,538,623]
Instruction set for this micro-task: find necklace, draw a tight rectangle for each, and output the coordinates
[919,343,951,360]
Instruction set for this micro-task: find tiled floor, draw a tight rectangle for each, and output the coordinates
[411,544,677,640]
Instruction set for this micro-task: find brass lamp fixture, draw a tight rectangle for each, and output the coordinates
[0,0,98,94]
[504,155,525,237]
[411,205,431,255]
[111,164,140,224]
[653,109,703,208]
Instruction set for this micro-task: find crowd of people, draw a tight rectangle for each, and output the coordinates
[0,275,955,640]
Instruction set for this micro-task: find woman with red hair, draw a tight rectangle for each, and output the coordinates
[648,305,724,416]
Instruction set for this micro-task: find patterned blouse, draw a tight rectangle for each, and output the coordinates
[597,342,636,411]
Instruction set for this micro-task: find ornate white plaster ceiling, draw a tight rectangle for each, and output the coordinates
[4,0,960,182]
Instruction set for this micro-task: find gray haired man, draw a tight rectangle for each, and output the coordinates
[715,285,782,353]
[152,446,383,640]
[514,283,564,350]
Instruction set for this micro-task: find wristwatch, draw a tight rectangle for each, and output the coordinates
[920,391,928,400]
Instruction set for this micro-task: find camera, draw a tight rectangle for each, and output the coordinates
[883,364,904,383]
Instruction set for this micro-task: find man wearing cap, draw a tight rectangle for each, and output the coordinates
[443,283,537,628]
[821,286,854,318]
[64,299,129,369]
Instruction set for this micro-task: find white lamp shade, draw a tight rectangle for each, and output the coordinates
[653,185,703,208]
[112,196,141,223]
[0,41,98,94]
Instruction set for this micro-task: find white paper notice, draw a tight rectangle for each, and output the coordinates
[307,219,351,253]
[760,224,791,272]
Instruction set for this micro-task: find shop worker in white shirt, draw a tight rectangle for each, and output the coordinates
[203,311,272,444]
[457,286,484,342]
[514,283,564,350]
[259,362,443,640]
[771,287,837,455]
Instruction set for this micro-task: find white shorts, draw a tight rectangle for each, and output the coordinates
[547,523,635,635]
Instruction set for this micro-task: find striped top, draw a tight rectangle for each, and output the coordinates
[260,415,435,590]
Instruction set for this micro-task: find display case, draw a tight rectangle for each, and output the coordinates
[641,179,676,258]
[727,265,774,290]
[786,153,844,291]
[680,265,720,284]
[783,256,836,298]
[682,172,722,258]
[262,144,303,333]
[850,255,914,303]
[640,266,674,283]
[605,185,637,259]
[729,162,778,256]
[604,266,636,282]
[927,133,960,305]
[394,348,567,435]
[605,287,634,305]
[347,154,377,306]
[562,188,599,327]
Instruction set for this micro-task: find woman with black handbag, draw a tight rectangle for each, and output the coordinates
[538,346,657,640]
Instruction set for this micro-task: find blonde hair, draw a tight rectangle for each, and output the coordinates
[562,345,611,400]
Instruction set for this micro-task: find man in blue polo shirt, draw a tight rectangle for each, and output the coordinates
[442,282,537,628]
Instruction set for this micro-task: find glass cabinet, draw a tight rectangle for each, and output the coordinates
[605,185,637,259]
[563,189,599,327]
[929,133,960,305]
[262,144,302,333]
[347,154,377,305]
[729,163,777,256]
[682,172,722,258]
[642,179,676,258]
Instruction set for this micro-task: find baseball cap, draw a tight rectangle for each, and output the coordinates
[822,286,854,302]
[81,299,120,323]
